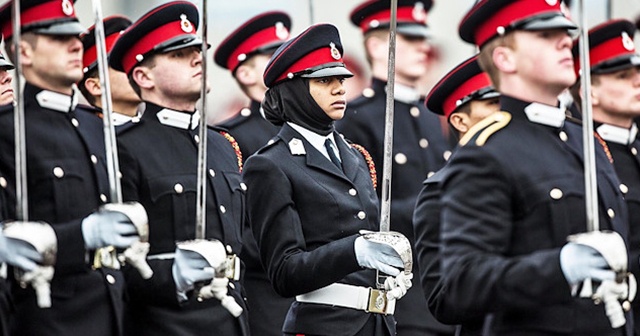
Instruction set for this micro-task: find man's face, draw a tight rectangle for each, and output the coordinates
[592,67,640,117]
[147,46,203,104]
[0,67,13,105]
[511,29,576,92]
[27,34,83,87]
[395,33,431,85]
[308,76,348,120]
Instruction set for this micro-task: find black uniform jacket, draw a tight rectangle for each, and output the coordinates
[336,78,450,335]
[219,101,292,336]
[435,96,629,335]
[595,122,640,336]
[217,100,279,164]
[117,102,248,336]
[0,83,123,336]
[243,123,395,336]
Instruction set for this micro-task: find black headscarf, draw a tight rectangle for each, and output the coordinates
[262,77,335,136]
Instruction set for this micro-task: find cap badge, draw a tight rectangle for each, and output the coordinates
[369,20,380,28]
[412,2,427,23]
[237,53,247,62]
[275,22,289,40]
[61,0,74,16]
[180,14,193,33]
[330,42,341,60]
[622,32,635,51]
[545,0,558,6]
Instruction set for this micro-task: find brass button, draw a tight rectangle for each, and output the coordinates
[362,88,375,98]
[194,135,200,144]
[419,138,429,148]
[240,108,251,117]
[174,183,183,194]
[620,184,629,194]
[549,188,563,200]
[607,208,615,219]
[71,118,79,127]
[53,167,64,178]
[357,211,366,220]
[632,147,638,156]
[410,107,420,118]
[229,282,235,290]
[106,274,116,284]
[226,245,232,254]
[559,131,568,142]
[240,183,247,191]
[100,194,107,203]
[220,205,226,214]
[427,171,435,178]
[443,150,452,161]
[267,139,275,145]
[91,155,98,164]
[209,169,215,178]
[348,188,357,196]
[0,177,6,188]
[394,153,407,165]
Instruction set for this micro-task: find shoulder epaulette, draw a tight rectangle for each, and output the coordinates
[218,131,243,172]
[350,143,377,190]
[459,111,511,147]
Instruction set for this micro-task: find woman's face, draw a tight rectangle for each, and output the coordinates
[308,75,348,120]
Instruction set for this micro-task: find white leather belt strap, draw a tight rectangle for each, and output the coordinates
[296,283,396,315]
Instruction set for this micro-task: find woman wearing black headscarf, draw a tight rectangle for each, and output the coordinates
[242,23,413,336]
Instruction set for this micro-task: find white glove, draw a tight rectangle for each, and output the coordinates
[354,236,403,276]
[172,248,215,297]
[82,202,145,249]
[0,233,42,271]
[560,243,615,285]
[384,272,413,300]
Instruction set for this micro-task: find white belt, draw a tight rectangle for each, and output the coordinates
[296,283,396,315]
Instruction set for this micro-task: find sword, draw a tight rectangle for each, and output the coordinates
[377,0,398,289]
[195,0,209,240]
[12,0,27,221]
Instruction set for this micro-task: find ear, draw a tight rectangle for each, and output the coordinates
[83,77,102,97]
[18,40,34,67]
[365,35,388,63]
[590,83,600,106]
[492,46,516,74]
[131,66,154,91]
[235,63,257,87]
[449,112,470,134]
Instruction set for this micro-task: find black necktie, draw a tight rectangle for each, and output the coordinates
[324,138,342,170]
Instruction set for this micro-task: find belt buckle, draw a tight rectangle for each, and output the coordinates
[92,246,120,270]
[224,254,240,281]
[367,288,389,314]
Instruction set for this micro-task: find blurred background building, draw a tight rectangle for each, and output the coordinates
[68,0,640,123]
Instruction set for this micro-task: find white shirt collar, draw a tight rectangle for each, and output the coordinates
[288,122,340,162]
[35,90,78,113]
[112,112,135,126]
[523,102,566,128]
[389,83,420,104]
[596,123,638,145]
[156,108,199,130]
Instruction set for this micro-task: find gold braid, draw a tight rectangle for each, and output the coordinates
[350,143,377,190]
[219,131,243,172]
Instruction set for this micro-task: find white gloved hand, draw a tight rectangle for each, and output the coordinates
[384,272,413,300]
[0,233,42,271]
[354,236,403,276]
[172,248,215,296]
[560,243,615,285]
[82,202,146,249]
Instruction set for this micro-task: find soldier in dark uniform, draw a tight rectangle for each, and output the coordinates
[435,1,632,335]
[0,0,146,335]
[109,2,249,335]
[214,11,290,163]
[570,19,640,335]
[413,54,499,336]
[78,15,141,128]
[336,1,451,335]
[213,12,294,336]
[243,23,414,336]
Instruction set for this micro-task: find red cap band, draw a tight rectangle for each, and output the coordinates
[228,25,288,71]
[1,0,76,38]
[122,20,196,74]
[83,31,122,70]
[274,46,342,83]
[589,36,635,71]
[474,0,561,47]
[359,7,426,33]
[442,72,492,117]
